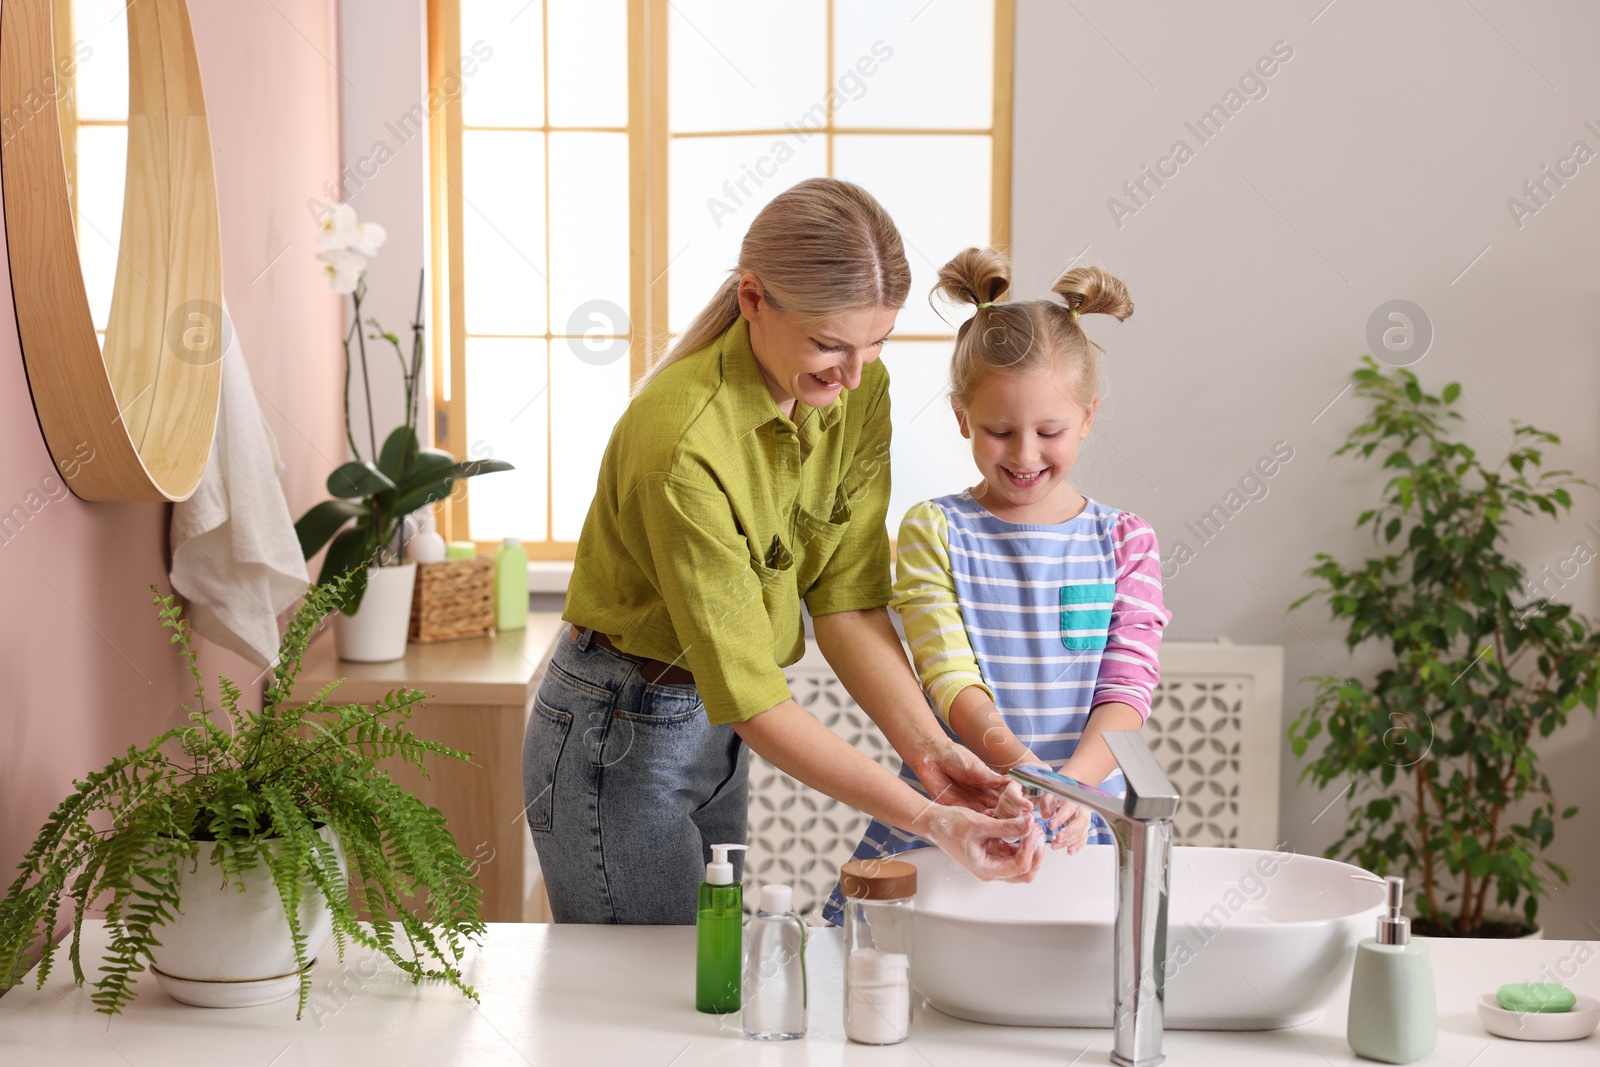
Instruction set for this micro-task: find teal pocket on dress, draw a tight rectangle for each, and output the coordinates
[1060,583,1115,651]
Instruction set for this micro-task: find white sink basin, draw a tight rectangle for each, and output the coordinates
[904,843,1385,1030]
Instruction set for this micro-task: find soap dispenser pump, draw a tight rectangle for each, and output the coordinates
[696,843,749,1014]
[1347,875,1437,1064]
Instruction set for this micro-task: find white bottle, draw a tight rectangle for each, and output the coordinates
[741,884,807,1040]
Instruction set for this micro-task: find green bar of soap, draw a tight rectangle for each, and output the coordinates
[1496,983,1576,1013]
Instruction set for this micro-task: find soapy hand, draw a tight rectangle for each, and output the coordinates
[919,803,1045,884]
[1039,796,1091,852]
[1010,753,1091,853]
[914,741,1024,816]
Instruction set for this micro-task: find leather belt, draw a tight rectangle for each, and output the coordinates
[571,625,696,686]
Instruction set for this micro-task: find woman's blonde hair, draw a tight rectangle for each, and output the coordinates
[934,247,1133,410]
[633,177,911,395]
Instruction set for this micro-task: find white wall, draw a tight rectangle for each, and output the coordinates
[1013,0,1600,938]
[335,0,432,460]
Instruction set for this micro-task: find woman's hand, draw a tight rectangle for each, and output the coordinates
[917,804,1045,884]
[912,740,1024,816]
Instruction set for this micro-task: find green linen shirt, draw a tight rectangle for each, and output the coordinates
[564,316,894,726]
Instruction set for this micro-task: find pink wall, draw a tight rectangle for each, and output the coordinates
[0,0,345,897]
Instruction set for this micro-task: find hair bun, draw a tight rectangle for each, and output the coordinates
[935,247,1010,309]
[1051,265,1132,322]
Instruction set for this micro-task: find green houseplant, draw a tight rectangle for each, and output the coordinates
[1290,357,1600,936]
[297,204,512,616]
[0,571,486,1016]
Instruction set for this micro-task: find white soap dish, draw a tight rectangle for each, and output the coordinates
[1476,993,1600,1041]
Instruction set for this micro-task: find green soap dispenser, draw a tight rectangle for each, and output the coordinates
[696,843,748,1014]
[1347,875,1437,1064]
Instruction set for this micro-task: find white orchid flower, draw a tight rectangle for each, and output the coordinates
[315,203,359,252]
[318,248,367,294]
[351,220,387,257]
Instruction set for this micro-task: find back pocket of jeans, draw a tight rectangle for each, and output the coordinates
[522,699,573,832]
[1060,583,1115,651]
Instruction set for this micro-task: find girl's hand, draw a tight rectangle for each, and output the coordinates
[1043,799,1091,853]
[1011,750,1091,853]
[918,803,1045,884]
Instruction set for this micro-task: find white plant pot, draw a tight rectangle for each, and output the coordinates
[333,563,417,662]
[149,826,346,1008]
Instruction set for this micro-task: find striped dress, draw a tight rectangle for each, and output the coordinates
[822,491,1170,925]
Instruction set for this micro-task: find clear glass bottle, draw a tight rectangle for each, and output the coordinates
[742,884,807,1040]
[840,858,917,1045]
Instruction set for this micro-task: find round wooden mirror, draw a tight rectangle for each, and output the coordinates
[1,0,223,502]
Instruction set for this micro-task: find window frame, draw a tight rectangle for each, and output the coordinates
[427,0,1014,559]
[57,0,130,350]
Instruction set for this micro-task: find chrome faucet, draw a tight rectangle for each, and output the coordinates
[1011,731,1180,1067]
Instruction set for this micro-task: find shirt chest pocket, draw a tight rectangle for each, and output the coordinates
[792,486,852,596]
[1060,583,1115,651]
[732,538,798,650]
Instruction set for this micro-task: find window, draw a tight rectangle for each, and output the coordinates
[57,0,132,348]
[430,0,1013,557]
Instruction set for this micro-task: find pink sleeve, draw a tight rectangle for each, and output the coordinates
[1092,512,1171,721]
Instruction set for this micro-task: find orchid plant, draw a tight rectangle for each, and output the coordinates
[296,205,511,614]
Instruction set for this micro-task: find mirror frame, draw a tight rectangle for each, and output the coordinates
[1,0,223,502]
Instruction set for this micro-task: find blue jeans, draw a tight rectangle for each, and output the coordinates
[522,627,749,924]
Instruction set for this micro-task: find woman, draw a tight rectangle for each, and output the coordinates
[523,178,1045,924]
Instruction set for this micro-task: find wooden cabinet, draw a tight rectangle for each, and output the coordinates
[295,615,566,921]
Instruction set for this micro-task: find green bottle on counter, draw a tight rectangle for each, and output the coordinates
[696,843,748,1014]
[495,537,528,631]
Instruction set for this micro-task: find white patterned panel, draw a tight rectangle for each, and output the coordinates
[1147,678,1249,847]
[744,652,900,924]
[743,641,1283,921]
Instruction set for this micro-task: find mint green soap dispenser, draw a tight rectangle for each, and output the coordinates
[696,844,748,1014]
[494,537,528,631]
[1347,875,1437,1064]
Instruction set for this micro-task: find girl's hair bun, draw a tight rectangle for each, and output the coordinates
[935,247,1010,308]
[1051,265,1133,322]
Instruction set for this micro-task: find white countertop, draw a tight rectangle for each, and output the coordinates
[1,921,1594,1065]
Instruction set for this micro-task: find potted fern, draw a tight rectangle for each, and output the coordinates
[1290,358,1600,937]
[0,572,486,1016]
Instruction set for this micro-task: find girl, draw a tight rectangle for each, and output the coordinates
[523,183,1045,926]
[824,248,1170,923]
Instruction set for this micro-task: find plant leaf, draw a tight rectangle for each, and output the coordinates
[392,459,515,518]
[377,426,419,481]
[317,527,374,613]
[326,461,397,500]
[294,499,368,559]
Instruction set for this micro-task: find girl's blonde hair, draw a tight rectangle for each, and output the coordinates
[634,177,911,395]
[934,247,1133,410]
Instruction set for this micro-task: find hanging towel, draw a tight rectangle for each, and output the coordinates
[170,299,310,668]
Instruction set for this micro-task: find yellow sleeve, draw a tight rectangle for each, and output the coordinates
[889,500,993,725]
[617,471,792,726]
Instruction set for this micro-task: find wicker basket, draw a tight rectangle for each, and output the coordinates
[408,558,495,644]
